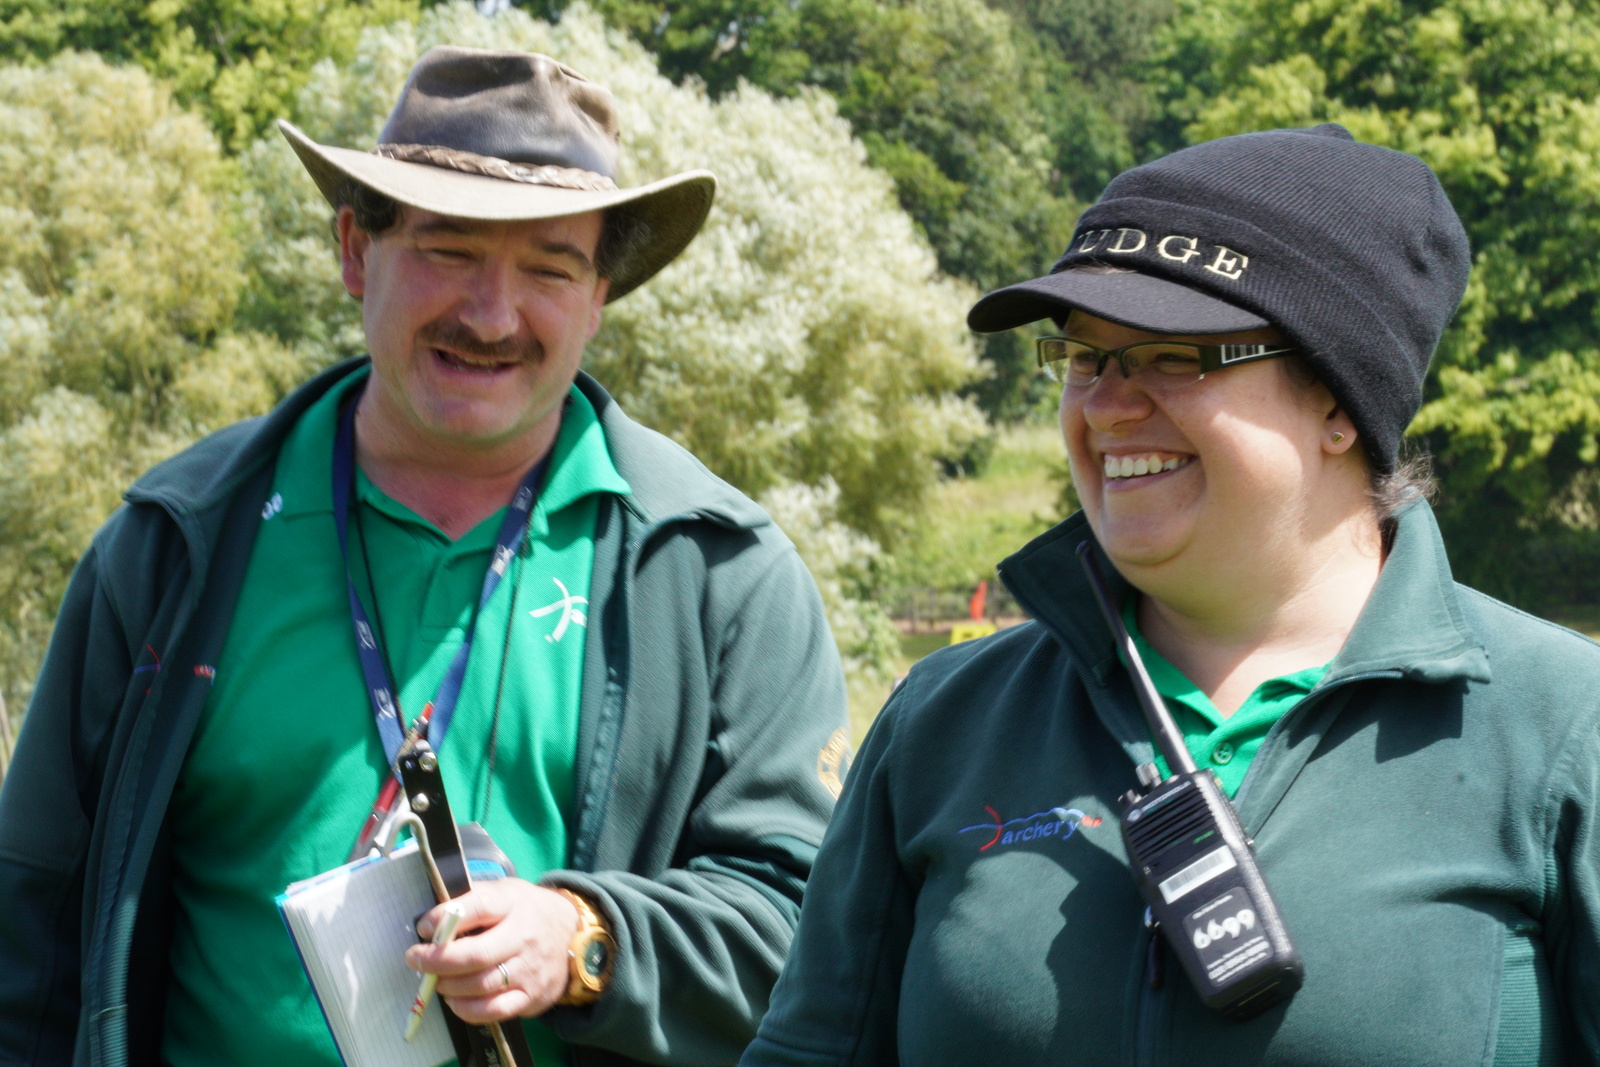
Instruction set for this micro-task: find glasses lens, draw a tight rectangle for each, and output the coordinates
[1037,338,1106,384]
[1122,343,1204,388]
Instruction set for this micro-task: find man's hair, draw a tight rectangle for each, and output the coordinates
[332,178,652,281]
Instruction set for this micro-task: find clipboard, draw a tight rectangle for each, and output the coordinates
[396,738,538,1067]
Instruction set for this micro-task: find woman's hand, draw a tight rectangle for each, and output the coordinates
[406,879,581,1022]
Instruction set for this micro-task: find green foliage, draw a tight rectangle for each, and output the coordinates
[890,420,1065,590]
[0,52,315,711]
[0,0,421,151]
[998,0,1176,201]
[514,0,1109,419]
[1155,0,1600,605]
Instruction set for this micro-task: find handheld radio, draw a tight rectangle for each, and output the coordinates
[1076,541,1303,1019]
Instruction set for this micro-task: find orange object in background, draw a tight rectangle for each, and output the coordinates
[969,580,988,621]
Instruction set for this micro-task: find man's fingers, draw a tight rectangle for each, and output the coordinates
[417,882,516,940]
[403,879,576,1016]
[408,921,523,975]
[436,958,519,999]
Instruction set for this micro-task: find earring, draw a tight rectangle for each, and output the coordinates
[1331,432,1346,444]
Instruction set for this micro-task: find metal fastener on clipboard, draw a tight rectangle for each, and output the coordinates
[388,736,538,1067]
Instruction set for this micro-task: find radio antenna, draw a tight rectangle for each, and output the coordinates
[1075,541,1197,776]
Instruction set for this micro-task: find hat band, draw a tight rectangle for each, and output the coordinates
[373,143,619,192]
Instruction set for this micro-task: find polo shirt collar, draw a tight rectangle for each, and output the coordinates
[999,498,1491,695]
[273,370,631,532]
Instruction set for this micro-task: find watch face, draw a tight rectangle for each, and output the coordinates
[581,937,610,980]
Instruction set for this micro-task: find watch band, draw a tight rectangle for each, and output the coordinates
[554,888,617,1006]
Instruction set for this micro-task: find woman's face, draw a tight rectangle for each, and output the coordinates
[1060,312,1350,582]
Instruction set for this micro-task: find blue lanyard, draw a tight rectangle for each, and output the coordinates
[332,399,547,766]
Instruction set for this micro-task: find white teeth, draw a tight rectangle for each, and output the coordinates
[439,349,509,369]
[1104,454,1188,480]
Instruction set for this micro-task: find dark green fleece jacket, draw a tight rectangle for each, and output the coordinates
[0,359,847,1067]
[743,503,1600,1067]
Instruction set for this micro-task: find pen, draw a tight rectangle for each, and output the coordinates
[404,901,465,1042]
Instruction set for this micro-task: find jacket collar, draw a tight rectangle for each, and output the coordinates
[572,371,770,531]
[125,358,770,534]
[999,499,1491,691]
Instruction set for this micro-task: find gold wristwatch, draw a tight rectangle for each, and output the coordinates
[554,888,616,1006]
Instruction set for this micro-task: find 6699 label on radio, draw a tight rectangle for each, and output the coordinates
[1181,886,1273,991]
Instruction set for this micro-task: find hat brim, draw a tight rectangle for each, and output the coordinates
[280,120,715,302]
[967,267,1269,335]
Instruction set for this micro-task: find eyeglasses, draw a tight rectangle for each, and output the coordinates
[1036,336,1301,389]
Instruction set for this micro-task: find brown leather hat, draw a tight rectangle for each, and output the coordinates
[280,46,716,301]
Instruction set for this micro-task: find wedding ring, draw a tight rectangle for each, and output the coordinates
[498,961,511,990]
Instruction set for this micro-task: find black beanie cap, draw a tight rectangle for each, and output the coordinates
[967,123,1471,472]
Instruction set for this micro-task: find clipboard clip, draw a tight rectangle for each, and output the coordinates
[386,737,537,1067]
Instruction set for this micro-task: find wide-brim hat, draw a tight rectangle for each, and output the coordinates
[280,46,717,302]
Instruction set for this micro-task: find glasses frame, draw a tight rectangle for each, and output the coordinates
[1035,336,1302,387]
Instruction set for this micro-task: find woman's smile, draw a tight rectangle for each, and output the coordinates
[1101,451,1193,482]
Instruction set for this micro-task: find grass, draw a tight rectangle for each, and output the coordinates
[845,420,1066,743]
[890,420,1066,591]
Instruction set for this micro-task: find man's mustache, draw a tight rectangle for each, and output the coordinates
[418,320,542,363]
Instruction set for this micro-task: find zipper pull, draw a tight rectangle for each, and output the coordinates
[1144,906,1165,992]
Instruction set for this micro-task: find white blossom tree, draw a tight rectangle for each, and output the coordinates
[0,53,312,722]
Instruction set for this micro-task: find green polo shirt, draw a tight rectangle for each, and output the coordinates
[1124,599,1328,797]
[162,370,630,1067]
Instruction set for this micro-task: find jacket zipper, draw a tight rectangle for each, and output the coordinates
[571,510,709,871]
[1129,672,1395,1067]
[1135,907,1165,1067]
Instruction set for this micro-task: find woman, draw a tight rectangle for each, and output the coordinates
[741,125,1600,1065]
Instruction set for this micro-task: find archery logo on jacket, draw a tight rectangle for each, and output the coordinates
[959,803,1103,853]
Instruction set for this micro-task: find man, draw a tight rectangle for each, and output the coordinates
[0,47,848,1067]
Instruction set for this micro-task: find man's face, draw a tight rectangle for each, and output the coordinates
[339,204,609,457]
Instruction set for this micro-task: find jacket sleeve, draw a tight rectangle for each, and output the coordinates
[0,539,132,1064]
[544,544,851,1065]
[737,679,913,1067]
[1548,710,1600,1062]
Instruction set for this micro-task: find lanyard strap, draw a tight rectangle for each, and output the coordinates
[332,399,547,766]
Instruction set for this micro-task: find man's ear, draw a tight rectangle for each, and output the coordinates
[586,276,610,339]
[337,206,371,299]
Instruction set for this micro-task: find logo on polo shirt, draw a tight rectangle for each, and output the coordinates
[530,577,588,643]
[1069,228,1250,281]
[959,803,1104,853]
[261,492,283,520]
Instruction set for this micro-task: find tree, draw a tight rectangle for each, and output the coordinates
[509,0,1090,419]
[0,0,420,151]
[0,52,313,713]
[1152,0,1600,606]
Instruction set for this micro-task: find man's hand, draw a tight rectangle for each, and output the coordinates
[405,879,580,1023]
